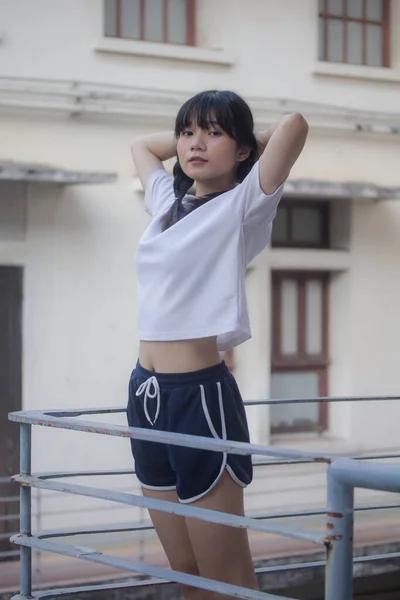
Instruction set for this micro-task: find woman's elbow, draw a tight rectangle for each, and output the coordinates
[131,137,147,152]
[290,113,309,139]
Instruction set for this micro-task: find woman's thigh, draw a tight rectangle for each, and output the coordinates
[141,487,206,600]
[184,471,258,599]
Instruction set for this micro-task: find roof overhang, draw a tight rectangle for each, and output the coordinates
[2,163,399,200]
[284,179,400,200]
[0,161,116,185]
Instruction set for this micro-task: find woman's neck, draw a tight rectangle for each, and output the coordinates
[195,174,236,198]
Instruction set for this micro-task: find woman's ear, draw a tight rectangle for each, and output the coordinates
[237,146,251,162]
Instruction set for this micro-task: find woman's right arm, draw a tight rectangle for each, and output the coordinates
[131,132,177,189]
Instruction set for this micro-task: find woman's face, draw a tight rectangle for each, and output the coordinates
[176,119,248,184]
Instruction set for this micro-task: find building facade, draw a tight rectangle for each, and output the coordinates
[0,0,400,531]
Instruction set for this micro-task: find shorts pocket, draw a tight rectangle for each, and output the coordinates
[170,382,227,503]
[168,383,225,475]
[199,382,225,440]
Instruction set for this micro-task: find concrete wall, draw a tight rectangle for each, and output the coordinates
[0,0,399,528]
[0,0,399,110]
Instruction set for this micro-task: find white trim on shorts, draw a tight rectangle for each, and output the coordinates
[180,381,247,504]
[139,482,177,492]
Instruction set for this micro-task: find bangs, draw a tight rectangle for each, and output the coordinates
[175,91,236,139]
[173,90,257,186]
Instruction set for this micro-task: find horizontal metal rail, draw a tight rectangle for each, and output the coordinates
[9,410,333,462]
[0,476,15,483]
[8,549,400,600]
[11,534,294,600]
[27,498,400,541]
[27,451,400,479]
[244,395,400,405]
[10,532,400,599]
[1,549,20,559]
[12,474,324,544]
[7,552,400,600]
[0,474,20,561]
[8,402,400,600]
[9,394,400,418]
[331,458,400,493]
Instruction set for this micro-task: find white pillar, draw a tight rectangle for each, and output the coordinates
[235,252,272,445]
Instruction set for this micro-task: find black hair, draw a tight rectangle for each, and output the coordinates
[162,90,257,231]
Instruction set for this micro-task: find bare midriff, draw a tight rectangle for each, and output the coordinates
[139,337,221,373]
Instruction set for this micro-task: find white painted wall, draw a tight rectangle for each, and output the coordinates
[1,0,399,110]
[0,0,399,528]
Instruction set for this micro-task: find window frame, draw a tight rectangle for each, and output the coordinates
[271,271,330,434]
[105,0,196,46]
[271,200,331,249]
[318,0,391,68]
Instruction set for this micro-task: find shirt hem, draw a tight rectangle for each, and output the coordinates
[138,326,248,338]
[138,326,251,350]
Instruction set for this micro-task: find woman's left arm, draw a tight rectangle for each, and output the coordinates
[256,113,309,195]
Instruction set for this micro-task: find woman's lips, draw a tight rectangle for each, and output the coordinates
[189,157,207,165]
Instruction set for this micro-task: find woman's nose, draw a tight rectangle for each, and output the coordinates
[190,132,206,150]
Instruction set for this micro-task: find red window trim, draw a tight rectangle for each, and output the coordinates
[272,272,329,366]
[271,271,329,434]
[319,0,390,67]
[112,0,196,46]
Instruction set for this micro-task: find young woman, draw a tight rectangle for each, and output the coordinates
[128,90,308,599]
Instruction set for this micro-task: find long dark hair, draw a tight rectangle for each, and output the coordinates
[163,90,258,231]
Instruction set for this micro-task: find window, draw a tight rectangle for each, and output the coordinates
[271,201,330,249]
[270,272,329,433]
[318,0,390,67]
[104,0,195,45]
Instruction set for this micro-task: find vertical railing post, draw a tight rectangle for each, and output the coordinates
[35,487,42,586]
[20,423,32,598]
[325,461,354,600]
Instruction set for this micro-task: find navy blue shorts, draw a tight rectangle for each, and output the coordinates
[127,360,253,503]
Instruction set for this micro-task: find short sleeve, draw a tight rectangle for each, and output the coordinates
[144,169,175,217]
[241,161,284,225]
[240,162,285,264]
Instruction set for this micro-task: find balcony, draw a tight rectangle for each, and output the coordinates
[4,395,400,599]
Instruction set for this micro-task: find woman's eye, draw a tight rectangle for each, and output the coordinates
[182,131,193,137]
[209,131,222,137]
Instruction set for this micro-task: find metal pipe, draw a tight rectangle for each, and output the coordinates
[9,411,334,462]
[8,394,400,421]
[13,473,324,544]
[331,457,400,493]
[325,463,354,600]
[20,423,32,598]
[244,395,400,405]
[29,449,400,478]
[35,488,42,585]
[8,405,400,599]
[12,533,296,600]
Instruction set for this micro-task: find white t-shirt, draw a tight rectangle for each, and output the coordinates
[136,162,284,351]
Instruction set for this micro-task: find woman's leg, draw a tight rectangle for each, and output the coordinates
[185,470,258,600]
[142,487,206,600]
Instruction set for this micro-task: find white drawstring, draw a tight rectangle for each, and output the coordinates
[135,376,160,426]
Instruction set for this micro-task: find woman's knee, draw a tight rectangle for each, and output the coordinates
[167,552,205,600]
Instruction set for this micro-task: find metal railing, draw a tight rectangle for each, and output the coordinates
[7,396,400,599]
[0,475,20,560]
